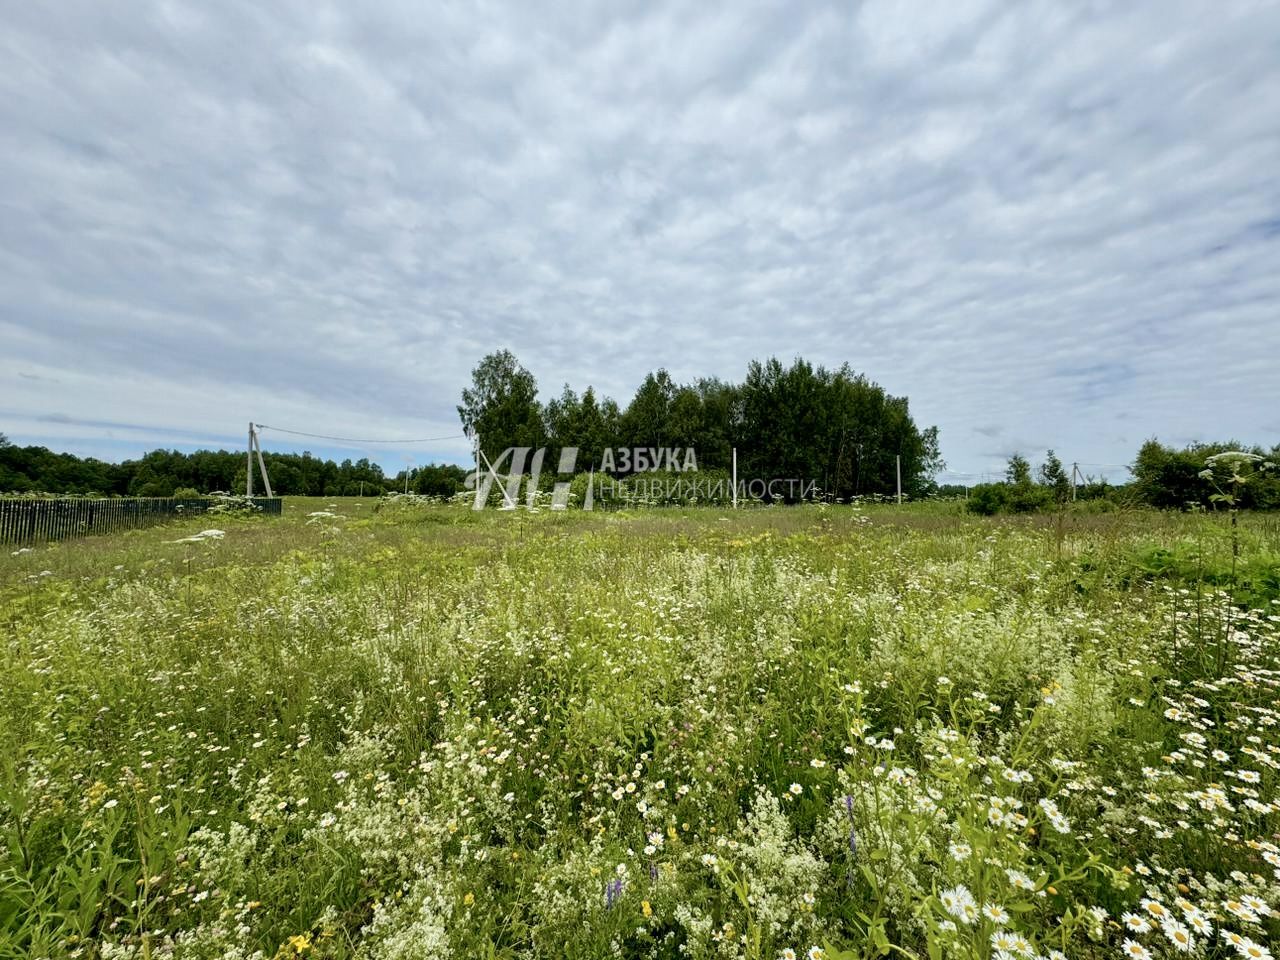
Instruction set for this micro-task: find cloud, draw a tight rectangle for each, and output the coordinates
[1,0,1278,479]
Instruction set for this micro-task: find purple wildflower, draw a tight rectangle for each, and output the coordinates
[605,877,624,909]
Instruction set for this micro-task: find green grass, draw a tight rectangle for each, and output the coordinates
[1,500,1278,959]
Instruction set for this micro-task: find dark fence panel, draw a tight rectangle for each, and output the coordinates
[0,497,282,546]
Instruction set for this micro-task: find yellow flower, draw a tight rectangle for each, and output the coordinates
[286,934,311,954]
[463,892,475,907]
[642,900,653,918]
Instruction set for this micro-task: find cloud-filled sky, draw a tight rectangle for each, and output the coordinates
[2,0,1278,484]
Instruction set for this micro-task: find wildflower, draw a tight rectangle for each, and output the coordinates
[1224,899,1260,923]
[1186,914,1212,937]
[983,903,1010,924]
[1121,913,1152,933]
[940,885,977,925]
[808,949,824,960]
[604,877,623,909]
[1005,868,1034,890]
[1236,939,1273,960]
[641,900,652,918]
[1141,899,1169,920]
[789,783,803,796]
[1121,939,1152,960]
[1161,919,1194,953]
[990,931,1017,952]
[781,951,797,960]
[1239,894,1270,916]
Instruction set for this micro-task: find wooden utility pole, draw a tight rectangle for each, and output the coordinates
[896,455,902,504]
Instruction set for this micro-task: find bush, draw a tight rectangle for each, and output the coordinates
[172,486,200,498]
[968,481,1054,515]
[966,483,1009,516]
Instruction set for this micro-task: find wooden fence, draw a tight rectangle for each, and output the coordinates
[0,497,283,546]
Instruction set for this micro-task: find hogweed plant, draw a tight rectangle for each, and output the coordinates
[1200,452,1275,565]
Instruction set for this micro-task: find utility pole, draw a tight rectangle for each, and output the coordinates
[1071,462,1080,502]
[896,454,902,504]
[732,447,738,509]
[245,423,273,498]
[253,426,273,498]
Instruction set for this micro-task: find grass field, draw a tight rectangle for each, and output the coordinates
[2,499,1278,960]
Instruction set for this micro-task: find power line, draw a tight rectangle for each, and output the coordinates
[256,424,465,445]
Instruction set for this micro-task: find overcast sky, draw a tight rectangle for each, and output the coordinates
[2,1,1278,483]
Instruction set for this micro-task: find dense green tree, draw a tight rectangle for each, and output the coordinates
[457,350,545,466]
[545,385,615,473]
[1133,439,1280,509]
[0,440,464,499]
[1005,453,1032,486]
[733,359,940,500]
[1039,450,1071,504]
[620,370,677,450]
[412,464,468,497]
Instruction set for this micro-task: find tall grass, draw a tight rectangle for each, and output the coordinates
[1,501,1277,959]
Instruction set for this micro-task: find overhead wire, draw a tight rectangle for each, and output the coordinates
[256,424,466,445]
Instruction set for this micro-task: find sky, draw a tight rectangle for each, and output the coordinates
[2,1,1278,486]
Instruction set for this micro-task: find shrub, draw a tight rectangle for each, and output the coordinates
[966,483,1009,515]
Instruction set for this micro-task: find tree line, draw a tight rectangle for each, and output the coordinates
[5,359,1275,509]
[962,440,1279,514]
[458,350,944,500]
[0,434,465,498]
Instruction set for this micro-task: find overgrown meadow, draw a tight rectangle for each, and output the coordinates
[2,500,1278,960]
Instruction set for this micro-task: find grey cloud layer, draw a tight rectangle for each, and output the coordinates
[2,0,1278,478]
